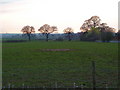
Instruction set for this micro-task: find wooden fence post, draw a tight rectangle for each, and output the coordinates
[81,84,83,90]
[22,83,24,88]
[92,61,96,90]
[8,83,11,88]
[105,83,108,90]
[55,82,57,88]
[73,82,76,88]
[12,84,14,88]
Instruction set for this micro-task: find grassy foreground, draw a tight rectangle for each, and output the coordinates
[2,41,118,88]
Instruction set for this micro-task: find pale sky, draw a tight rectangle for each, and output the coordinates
[0,0,119,33]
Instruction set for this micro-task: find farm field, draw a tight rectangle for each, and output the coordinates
[2,41,118,88]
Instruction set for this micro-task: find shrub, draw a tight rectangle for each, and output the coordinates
[101,32,114,42]
[80,27,100,41]
[55,37,64,41]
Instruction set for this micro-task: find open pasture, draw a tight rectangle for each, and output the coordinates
[2,41,118,88]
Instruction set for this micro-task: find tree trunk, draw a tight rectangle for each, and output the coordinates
[46,34,49,41]
[68,34,71,41]
[27,33,31,41]
[79,35,81,41]
[92,61,96,90]
[94,22,96,28]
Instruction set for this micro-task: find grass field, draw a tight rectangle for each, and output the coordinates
[2,41,118,88]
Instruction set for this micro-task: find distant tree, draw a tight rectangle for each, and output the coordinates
[90,16,101,28]
[78,32,88,41]
[77,32,81,40]
[98,23,107,32]
[80,16,116,42]
[117,30,120,40]
[100,32,114,42]
[80,16,101,41]
[38,24,57,41]
[80,16,101,32]
[21,25,35,41]
[86,27,100,41]
[63,27,74,41]
[99,23,115,42]
[99,23,115,33]
[118,30,120,33]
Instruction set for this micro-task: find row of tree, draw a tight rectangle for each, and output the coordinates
[21,16,119,42]
[21,24,74,41]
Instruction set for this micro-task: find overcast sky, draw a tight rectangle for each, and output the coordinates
[0,0,119,33]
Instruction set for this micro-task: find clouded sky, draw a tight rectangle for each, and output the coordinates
[0,0,119,33]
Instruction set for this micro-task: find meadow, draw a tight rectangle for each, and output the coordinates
[2,41,118,88]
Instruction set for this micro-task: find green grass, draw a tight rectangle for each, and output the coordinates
[2,41,118,88]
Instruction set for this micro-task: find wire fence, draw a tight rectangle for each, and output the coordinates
[2,82,117,90]
[2,61,118,89]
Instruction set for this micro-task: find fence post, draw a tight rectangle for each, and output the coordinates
[92,61,96,90]
[81,84,83,90]
[8,83,11,88]
[55,82,57,88]
[22,83,24,88]
[73,82,76,88]
[43,86,46,90]
[2,86,5,90]
[105,83,108,90]
[12,84,14,88]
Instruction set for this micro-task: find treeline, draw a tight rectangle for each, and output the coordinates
[21,16,120,42]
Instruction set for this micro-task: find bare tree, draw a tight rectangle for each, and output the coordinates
[21,25,35,41]
[38,24,57,41]
[99,23,115,32]
[80,16,101,32]
[90,16,101,28]
[80,16,116,42]
[63,27,74,41]
[80,16,115,33]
